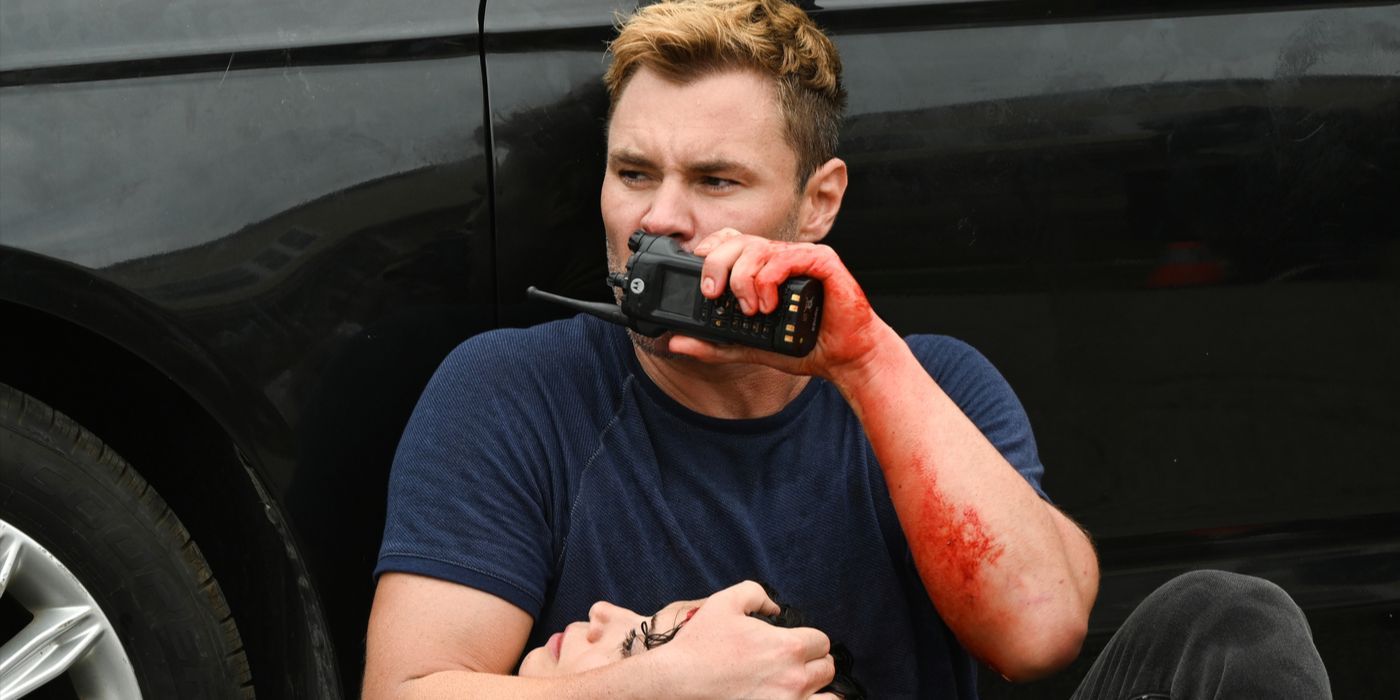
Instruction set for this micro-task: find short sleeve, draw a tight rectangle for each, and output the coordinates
[374,329,557,617]
[907,335,1050,502]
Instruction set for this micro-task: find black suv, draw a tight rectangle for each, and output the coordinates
[2,1,1396,697]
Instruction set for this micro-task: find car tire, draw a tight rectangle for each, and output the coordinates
[0,382,253,699]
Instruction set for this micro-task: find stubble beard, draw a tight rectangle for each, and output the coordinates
[604,234,682,359]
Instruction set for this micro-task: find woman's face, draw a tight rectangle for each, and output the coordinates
[518,599,700,677]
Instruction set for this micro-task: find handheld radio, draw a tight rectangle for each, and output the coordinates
[527,231,823,357]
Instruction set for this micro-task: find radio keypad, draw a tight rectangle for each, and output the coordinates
[698,292,777,340]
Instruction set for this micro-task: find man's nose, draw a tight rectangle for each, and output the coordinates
[638,180,696,250]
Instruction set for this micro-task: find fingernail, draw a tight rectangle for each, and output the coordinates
[702,277,715,295]
[739,298,751,314]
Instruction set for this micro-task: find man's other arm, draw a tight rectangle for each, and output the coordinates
[363,574,837,699]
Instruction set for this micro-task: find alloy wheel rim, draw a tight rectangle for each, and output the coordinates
[0,518,142,699]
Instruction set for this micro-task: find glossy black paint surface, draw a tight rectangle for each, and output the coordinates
[2,27,493,696]
[2,0,1397,696]
[0,0,475,69]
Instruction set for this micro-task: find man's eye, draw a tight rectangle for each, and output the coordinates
[618,170,647,183]
[700,176,737,190]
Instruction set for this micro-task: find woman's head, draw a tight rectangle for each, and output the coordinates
[517,584,865,699]
[517,598,702,677]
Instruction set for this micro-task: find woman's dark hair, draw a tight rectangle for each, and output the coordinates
[629,582,867,699]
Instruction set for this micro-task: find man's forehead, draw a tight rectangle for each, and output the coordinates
[606,67,793,173]
[611,68,782,133]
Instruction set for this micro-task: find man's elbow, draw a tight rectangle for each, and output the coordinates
[360,661,405,700]
[988,606,1089,682]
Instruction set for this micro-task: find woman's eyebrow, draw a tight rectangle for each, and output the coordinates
[621,611,660,658]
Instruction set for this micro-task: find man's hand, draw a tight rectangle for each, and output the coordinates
[668,228,899,385]
[641,581,838,700]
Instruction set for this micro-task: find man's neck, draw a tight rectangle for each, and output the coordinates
[634,344,810,420]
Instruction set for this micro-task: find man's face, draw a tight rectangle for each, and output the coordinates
[601,66,804,275]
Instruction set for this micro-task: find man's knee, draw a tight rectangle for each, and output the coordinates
[1145,570,1308,632]
[1113,569,1319,667]
[1082,570,1331,700]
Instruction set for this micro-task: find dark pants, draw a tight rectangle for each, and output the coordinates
[1071,570,1332,700]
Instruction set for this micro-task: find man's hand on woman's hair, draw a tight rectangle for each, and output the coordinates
[639,580,836,700]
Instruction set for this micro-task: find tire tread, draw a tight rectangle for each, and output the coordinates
[0,382,255,697]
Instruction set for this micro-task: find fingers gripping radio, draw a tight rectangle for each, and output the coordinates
[528,231,823,357]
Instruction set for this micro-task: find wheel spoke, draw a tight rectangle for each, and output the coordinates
[0,529,19,600]
[0,606,105,698]
[0,519,143,699]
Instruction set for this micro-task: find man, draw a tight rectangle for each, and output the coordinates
[364,1,1097,697]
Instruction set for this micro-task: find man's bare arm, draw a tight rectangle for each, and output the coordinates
[364,573,534,698]
[832,332,1099,680]
[363,574,836,699]
[676,232,1099,681]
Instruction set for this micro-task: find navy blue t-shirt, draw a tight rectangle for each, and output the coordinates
[376,314,1047,698]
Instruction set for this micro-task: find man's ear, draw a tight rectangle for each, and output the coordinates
[795,157,848,243]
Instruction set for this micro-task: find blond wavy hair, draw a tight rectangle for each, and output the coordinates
[604,0,846,186]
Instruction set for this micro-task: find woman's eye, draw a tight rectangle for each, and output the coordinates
[619,628,639,658]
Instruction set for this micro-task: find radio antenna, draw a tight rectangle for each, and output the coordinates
[526,286,633,328]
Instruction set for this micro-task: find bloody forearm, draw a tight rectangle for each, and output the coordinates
[832,325,1096,679]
